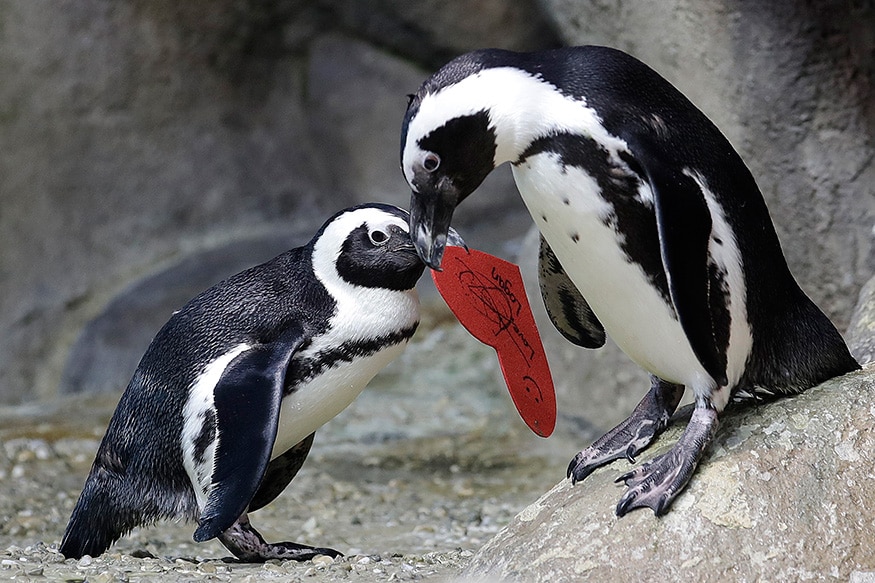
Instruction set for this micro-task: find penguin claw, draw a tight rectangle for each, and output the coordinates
[567,423,658,484]
[614,451,688,517]
[567,452,603,484]
[615,485,673,517]
[217,513,343,563]
[614,405,719,517]
[567,379,684,485]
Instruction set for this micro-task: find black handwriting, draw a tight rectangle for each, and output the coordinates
[453,257,536,365]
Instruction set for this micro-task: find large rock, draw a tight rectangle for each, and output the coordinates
[321,0,559,68]
[463,365,875,582]
[0,1,332,403]
[848,274,875,366]
[58,230,310,394]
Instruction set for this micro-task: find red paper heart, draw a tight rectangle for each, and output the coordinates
[432,246,556,437]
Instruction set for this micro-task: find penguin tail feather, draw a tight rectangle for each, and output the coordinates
[747,292,860,394]
[59,464,142,559]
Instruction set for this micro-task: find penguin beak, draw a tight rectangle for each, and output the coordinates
[409,190,460,270]
[447,226,467,250]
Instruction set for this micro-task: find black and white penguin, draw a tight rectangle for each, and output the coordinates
[399,46,860,516]
[60,203,463,561]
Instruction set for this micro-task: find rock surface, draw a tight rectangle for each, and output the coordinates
[463,365,875,582]
[848,274,875,366]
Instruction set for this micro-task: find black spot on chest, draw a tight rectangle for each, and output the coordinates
[517,133,671,304]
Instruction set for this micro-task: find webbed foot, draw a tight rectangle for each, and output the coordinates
[217,513,342,562]
[567,378,684,483]
[615,404,718,516]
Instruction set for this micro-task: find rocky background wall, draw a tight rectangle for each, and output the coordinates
[1,0,873,430]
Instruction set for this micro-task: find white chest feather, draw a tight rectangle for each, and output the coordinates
[271,340,407,458]
[272,259,421,458]
[513,155,714,391]
[182,343,251,507]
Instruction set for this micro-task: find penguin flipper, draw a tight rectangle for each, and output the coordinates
[631,141,727,386]
[193,325,305,543]
[537,234,606,348]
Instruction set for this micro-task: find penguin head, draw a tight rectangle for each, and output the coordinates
[401,55,501,269]
[312,203,464,292]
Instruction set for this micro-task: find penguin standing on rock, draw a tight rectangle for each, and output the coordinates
[400,46,859,516]
[60,203,464,561]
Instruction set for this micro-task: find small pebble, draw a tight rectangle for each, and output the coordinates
[311,554,334,566]
[91,571,116,583]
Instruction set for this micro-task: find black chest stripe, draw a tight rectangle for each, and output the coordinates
[285,325,419,391]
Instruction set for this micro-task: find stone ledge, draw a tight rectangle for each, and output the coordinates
[464,365,875,582]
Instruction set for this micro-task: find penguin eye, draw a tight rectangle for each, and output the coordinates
[369,229,390,246]
[422,152,441,173]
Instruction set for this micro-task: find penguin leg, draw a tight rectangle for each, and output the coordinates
[614,402,718,516]
[217,513,342,562]
[567,377,684,483]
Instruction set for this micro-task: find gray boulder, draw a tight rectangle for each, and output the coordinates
[463,365,875,582]
[848,275,875,366]
[58,230,310,395]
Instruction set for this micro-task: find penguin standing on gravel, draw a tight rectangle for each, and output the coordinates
[399,46,859,516]
[60,203,464,561]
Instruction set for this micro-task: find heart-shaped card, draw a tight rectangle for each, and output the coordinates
[432,246,556,437]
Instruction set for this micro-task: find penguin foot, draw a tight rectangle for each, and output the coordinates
[614,405,718,516]
[217,513,342,563]
[567,378,684,484]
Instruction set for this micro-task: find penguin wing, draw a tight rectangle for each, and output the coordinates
[538,234,606,348]
[631,139,728,386]
[193,324,305,542]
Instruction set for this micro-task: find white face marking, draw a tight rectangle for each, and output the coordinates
[402,67,630,186]
[269,207,421,457]
[181,343,251,509]
[310,207,420,342]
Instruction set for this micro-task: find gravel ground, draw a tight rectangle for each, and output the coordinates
[0,315,589,582]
